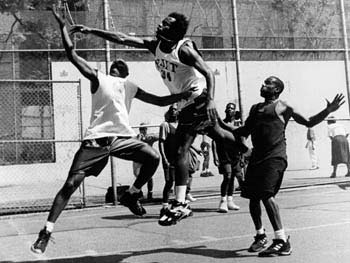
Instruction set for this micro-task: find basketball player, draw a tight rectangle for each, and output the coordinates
[220,76,344,257]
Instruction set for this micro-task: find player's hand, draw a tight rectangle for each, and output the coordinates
[206,99,218,123]
[70,25,91,35]
[326,93,345,113]
[51,5,65,27]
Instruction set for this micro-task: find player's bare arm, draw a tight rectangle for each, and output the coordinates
[285,94,345,127]
[178,42,218,121]
[70,25,158,54]
[135,87,197,106]
[52,7,98,92]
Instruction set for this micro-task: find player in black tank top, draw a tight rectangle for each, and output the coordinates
[221,76,344,257]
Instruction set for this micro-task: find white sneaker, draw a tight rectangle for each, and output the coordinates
[186,193,197,202]
[218,198,228,213]
[227,196,240,210]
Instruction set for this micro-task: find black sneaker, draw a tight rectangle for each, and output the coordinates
[258,236,292,257]
[119,191,146,216]
[30,227,52,254]
[248,233,268,252]
[159,207,169,218]
[158,200,193,226]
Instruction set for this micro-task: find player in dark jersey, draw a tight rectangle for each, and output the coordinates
[221,76,344,257]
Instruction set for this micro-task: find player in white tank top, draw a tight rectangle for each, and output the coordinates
[71,12,249,226]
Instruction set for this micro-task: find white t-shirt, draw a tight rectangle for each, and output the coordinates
[154,38,206,110]
[83,71,138,140]
[328,123,347,138]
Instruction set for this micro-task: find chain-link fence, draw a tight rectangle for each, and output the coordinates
[0,79,83,215]
[1,0,350,214]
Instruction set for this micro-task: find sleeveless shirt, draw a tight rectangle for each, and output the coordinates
[249,101,287,164]
[83,71,138,140]
[154,38,205,110]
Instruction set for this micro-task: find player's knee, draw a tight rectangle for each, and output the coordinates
[145,147,160,166]
[62,173,83,196]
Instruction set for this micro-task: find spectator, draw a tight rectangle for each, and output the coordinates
[327,116,350,178]
[133,122,159,200]
[305,128,319,170]
[212,102,244,212]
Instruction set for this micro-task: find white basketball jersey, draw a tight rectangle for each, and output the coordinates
[155,38,206,110]
[83,71,138,140]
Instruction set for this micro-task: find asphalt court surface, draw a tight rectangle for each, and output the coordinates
[0,184,350,263]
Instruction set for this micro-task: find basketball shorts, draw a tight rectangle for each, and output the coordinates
[241,157,287,200]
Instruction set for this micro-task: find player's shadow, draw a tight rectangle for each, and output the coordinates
[7,246,254,263]
[192,207,219,213]
[101,214,159,220]
[337,182,350,190]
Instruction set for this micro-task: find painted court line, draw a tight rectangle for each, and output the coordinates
[19,220,350,262]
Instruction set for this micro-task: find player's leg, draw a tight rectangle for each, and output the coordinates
[147,178,154,200]
[31,140,109,254]
[227,162,240,210]
[247,198,268,252]
[161,165,175,217]
[218,164,230,213]
[159,130,196,226]
[110,137,159,215]
[258,159,291,257]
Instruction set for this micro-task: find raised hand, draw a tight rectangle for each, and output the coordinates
[70,25,91,35]
[326,93,345,113]
[51,5,65,27]
[206,99,218,123]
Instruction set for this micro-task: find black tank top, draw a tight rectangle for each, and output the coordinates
[250,101,287,164]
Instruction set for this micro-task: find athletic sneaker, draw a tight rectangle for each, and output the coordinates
[248,233,268,252]
[119,191,146,216]
[159,207,169,218]
[158,200,193,226]
[186,193,197,202]
[218,199,228,213]
[31,227,52,254]
[227,196,240,210]
[258,236,292,257]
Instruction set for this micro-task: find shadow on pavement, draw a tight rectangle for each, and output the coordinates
[2,246,255,263]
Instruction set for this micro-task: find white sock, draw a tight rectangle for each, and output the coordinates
[45,221,55,233]
[227,196,233,201]
[274,229,286,242]
[175,185,187,203]
[221,195,227,201]
[256,227,265,235]
[128,185,140,194]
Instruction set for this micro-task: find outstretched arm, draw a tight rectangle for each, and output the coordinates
[179,42,217,122]
[135,87,197,106]
[291,94,345,127]
[70,25,158,54]
[52,7,98,88]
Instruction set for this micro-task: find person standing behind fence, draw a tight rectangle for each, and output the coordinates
[221,76,344,257]
[133,122,159,200]
[305,127,319,170]
[327,116,350,178]
[212,102,243,212]
[31,8,196,255]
